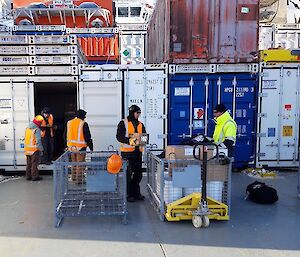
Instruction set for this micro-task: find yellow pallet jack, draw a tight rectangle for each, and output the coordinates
[164,140,229,228]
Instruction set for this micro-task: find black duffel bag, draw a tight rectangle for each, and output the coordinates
[246,181,278,204]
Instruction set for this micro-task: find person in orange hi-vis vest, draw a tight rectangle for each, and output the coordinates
[24,115,44,181]
[40,107,55,165]
[66,109,93,184]
[116,105,146,202]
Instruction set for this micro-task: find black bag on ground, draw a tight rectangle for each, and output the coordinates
[246,181,278,204]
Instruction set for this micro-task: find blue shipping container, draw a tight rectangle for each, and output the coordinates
[168,72,258,168]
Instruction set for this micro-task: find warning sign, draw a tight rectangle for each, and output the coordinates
[282,126,293,137]
[194,108,204,120]
[284,104,292,111]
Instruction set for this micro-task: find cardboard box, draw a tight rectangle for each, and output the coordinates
[165,145,214,160]
[207,162,228,182]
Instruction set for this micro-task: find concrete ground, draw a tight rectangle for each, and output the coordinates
[0,172,299,257]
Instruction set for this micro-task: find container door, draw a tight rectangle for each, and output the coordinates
[0,81,34,167]
[258,66,299,164]
[79,80,122,151]
[168,74,212,145]
[213,73,257,167]
[124,68,167,149]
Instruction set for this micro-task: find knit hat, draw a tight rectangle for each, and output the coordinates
[214,104,227,113]
[76,109,87,120]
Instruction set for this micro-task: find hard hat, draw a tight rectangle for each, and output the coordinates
[33,115,44,127]
[76,109,87,119]
[107,154,122,174]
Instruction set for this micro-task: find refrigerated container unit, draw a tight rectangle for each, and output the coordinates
[79,64,168,150]
[147,0,259,64]
[256,62,300,168]
[168,63,259,168]
[259,23,300,50]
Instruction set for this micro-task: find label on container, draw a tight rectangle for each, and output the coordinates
[194,108,204,120]
[174,87,190,96]
[20,143,24,149]
[262,80,277,89]
[282,126,293,137]
[284,104,292,111]
[241,7,250,14]
[193,120,204,129]
[0,99,12,109]
[268,128,275,137]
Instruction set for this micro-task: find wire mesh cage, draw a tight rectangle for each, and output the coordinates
[53,150,127,227]
[146,149,231,221]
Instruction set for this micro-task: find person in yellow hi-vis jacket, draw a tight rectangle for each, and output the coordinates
[24,115,44,181]
[213,104,237,158]
[116,105,146,202]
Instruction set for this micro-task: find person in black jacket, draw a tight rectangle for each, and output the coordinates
[116,105,146,202]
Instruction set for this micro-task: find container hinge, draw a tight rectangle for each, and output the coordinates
[259,93,268,97]
[257,113,267,118]
[159,115,167,119]
[157,134,167,139]
[257,133,266,137]
[259,72,268,77]
[158,94,168,99]
[257,153,266,157]
[159,74,168,79]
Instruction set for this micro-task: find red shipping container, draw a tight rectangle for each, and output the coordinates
[146,0,259,64]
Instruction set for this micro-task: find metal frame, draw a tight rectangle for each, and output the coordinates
[146,149,232,221]
[53,150,127,227]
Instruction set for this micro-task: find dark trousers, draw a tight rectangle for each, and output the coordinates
[26,151,40,179]
[122,152,143,198]
[41,136,54,163]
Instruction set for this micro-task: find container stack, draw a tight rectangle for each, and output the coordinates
[257,1,300,168]
[0,34,86,76]
[146,0,260,169]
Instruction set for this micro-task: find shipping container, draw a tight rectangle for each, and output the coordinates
[147,0,259,64]
[259,23,300,50]
[79,64,168,149]
[168,63,258,168]
[13,25,66,32]
[77,35,119,62]
[0,56,32,66]
[119,31,146,64]
[29,35,77,45]
[33,56,80,65]
[256,62,300,168]
[0,35,29,44]
[0,76,78,170]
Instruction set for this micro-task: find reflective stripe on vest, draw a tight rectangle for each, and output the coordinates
[41,114,54,138]
[24,128,38,155]
[67,118,87,149]
[216,120,237,145]
[120,118,143,152]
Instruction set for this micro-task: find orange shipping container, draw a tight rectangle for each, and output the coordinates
[77,35,119,62]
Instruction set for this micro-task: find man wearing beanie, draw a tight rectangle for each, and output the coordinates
[24,115,44,181]
[213,104,237,158]
[66,109,93,184]
[116,105,146,202]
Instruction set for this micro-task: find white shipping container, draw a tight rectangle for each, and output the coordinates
[123,64,167,149]
[0,66,35,75]
[79,78,123,151]
[0,81,35,166]
[13,25,66,32]
[34,66,78,75]
[0,35,29,45]
[31,45,78,55]
[0,56,32,65]
[120,32,146,64]
[256,63,300,168]
[259,24,300,50]
[33,56,79,65]
[30,35,77,45]
[66,27,118,34]
[79,64,168,149]
[0,45,30,55]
